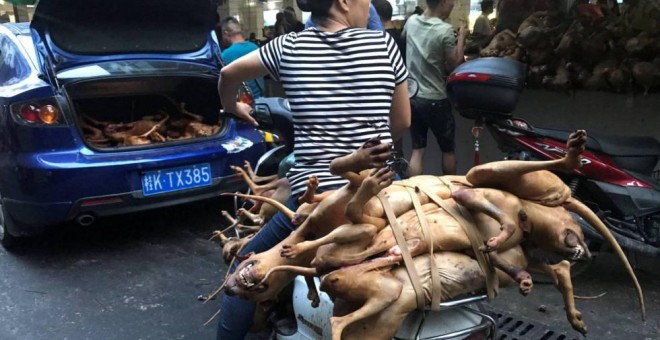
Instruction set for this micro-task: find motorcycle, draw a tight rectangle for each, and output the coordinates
[447,58,660,260]
[232,80,500,339]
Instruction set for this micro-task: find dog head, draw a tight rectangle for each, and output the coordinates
[522,203,591,261]
[224,252,291,302]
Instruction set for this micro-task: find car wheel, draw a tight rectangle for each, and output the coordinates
[0,195,21,251]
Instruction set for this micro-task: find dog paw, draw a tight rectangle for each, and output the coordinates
[484,237,502,252]
[563,130,587,171]
[387,245,403,256]
[307,175,319,189]
[567,309,587,335]
[363,167,394,195]
[519,277,533,296]
[479,241,496,253]
[298,176,319,204]
[308,292,320,308]
[230,164,245,175]
[280,244,302,258]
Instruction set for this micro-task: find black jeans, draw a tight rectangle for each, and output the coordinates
[410,98,455,152]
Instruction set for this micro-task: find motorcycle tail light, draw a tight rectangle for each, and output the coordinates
[11,98,66,126]
[507,119,531,130]
[238,83,254,107]
[448,72,492,83]
[239,92,253,106]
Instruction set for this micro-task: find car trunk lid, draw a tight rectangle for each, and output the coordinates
[30,0,221,78]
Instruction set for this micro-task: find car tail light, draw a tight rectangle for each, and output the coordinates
[11,98,66,126]
[19,104,40,123]
[39,105,60,125]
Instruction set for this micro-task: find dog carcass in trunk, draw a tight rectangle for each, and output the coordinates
[65,76,226,148]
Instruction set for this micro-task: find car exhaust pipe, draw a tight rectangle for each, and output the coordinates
[76,214,95,227]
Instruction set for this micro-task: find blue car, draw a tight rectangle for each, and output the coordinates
[0,0,267,249]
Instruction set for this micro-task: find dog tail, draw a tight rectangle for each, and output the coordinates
[565,197,646,321]
[221,193,295,219]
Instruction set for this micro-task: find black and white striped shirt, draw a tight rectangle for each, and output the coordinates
[259,27,408,195]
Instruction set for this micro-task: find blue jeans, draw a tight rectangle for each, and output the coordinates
[216,185,339,339]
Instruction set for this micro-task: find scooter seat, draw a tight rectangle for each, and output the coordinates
[534,128,660,174]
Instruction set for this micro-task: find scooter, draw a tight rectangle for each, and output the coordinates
[447,58,660,259]
[240,82,500,339]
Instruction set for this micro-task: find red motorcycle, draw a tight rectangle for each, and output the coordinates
[447,58,660,259]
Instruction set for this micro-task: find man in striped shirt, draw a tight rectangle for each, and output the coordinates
[216,0,410,338]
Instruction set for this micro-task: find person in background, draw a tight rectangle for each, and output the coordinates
[219,17,264,98]
[373,0,405,59]
[404,0,466,176]
[372,0,407,161]
[305,1,384,30]
[216,0,410,338]
[274,11,289,36]
[472,0,494,47]
[495,0,532,33]
[284,6,306,32]
[248,32,260,46]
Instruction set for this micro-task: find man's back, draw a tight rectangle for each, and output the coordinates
[405,14,455,100]
[221,41,264,98]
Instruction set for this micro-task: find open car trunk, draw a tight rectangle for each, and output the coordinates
[64,75,226,149]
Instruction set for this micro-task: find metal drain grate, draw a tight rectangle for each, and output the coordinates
[484,307,581,340]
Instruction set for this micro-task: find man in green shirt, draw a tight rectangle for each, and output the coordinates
[404,0,466,176]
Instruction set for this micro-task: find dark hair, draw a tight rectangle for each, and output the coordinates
[481,0,494,12]
[296,0,333,21]
[372,0,393,22]
[220,16,242,36]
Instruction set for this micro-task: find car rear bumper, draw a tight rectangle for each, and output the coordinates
[3,172,247,236]
[0,125,267,236]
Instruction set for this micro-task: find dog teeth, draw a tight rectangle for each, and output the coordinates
[238,264,255,288]
[572,247,583,260]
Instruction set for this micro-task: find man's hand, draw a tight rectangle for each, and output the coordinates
[458,24,468,42]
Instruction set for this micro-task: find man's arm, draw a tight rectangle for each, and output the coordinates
[445,25,467,71]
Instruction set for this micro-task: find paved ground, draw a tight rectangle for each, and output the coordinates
[1,196,658,340]
[0,199,226,340]
[488,252,660,340]
[1,90,659,340]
